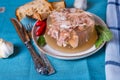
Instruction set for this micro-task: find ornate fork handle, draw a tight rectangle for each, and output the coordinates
[25,41,49,75]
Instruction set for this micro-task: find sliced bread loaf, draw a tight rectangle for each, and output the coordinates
[16,0,53,21]
[16,0,65,21]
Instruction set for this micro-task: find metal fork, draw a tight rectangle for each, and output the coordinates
[25,23,33,32]
[23,23,55,75]
[24,23,33,38]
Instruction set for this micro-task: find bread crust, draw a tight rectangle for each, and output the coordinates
[16,0,65,21]
[51,1,65,10]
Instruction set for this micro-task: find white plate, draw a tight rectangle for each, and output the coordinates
[32,13,106,60]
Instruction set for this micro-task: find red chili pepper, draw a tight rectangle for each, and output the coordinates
[36,21,46,36]
[35,20,44,27]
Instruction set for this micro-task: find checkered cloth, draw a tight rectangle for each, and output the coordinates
[106,0,120,80]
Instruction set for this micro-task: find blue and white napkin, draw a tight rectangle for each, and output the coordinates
[106,0,120,80]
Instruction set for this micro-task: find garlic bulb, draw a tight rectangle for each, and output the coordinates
[74,0,87,10]
[0,39,14,58]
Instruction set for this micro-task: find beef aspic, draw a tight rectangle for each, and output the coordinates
[45,8,98,53]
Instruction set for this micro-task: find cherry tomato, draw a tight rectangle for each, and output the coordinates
[36,21,46,36]
[35,20,44,27]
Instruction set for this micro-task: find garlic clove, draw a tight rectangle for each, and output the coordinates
[74,0,87,10]
[0,39,14,58]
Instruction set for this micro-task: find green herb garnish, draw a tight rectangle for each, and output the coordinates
[37,35,46,47]
[95,25,113,48]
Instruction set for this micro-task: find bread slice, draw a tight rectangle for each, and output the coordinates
[51,1,65,10]
[16,0,65,21]
[16,0,53,21]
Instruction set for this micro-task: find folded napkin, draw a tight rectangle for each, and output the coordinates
[106,0,120,80]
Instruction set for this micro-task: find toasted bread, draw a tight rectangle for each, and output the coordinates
[16,0,53,21]
[51,1,65,10]
[16,0,65,21]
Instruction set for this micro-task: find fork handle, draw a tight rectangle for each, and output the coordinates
[25,41,49,75]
